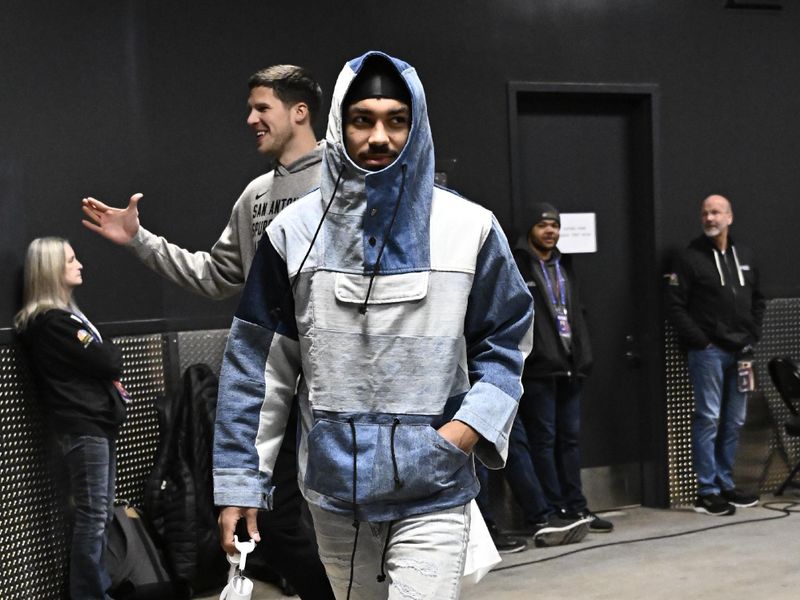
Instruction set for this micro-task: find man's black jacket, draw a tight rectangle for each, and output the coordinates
[666,234,765,352]
[513,242,593,379]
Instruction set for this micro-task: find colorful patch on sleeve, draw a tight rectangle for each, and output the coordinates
[76,329,93,348]
[664,272,679,286]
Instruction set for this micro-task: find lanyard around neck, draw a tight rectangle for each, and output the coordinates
[538,258,566,307]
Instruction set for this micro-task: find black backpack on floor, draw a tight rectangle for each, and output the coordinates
[144,363,228,593]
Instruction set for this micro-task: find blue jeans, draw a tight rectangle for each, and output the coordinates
[687,346,747,496]
[310,503,469,600]
[517,376,587,513]
[57,434,116,600]
[476,416,553,525]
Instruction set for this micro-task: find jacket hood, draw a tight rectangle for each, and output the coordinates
[320,51,434,274]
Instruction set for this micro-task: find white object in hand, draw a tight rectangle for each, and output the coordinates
[220,535,257,600]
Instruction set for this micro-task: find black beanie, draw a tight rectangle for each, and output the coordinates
[530,202,560,226]
[343,55,411,111]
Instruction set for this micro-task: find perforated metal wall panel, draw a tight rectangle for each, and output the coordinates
[665,298,800,507]
[663,322,696,506]
[749,299,800,490]
[113,334,168,506]
[0,333,167,599]
[176,329,229,378]
[0,345,69,599]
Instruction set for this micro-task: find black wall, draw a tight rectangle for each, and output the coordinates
[3,0,799,331]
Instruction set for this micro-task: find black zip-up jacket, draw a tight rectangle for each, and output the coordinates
[20,309,126,438]
[513,240,593,379]
[666,234,765,352]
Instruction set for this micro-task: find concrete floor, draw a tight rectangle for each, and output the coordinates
[198,493,800,600]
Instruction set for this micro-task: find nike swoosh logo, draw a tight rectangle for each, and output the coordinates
[255,190,268,199]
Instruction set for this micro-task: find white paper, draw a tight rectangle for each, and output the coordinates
[461,500,502,586]
[558,212,597,253]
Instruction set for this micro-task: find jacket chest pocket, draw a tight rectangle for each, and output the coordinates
[334,271,429,306]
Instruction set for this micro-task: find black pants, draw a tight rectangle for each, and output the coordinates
[240,403,334,600]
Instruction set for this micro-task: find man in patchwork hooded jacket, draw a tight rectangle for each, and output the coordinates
[214,51,533,599]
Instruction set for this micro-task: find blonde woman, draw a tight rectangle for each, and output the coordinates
[15,237,127,600]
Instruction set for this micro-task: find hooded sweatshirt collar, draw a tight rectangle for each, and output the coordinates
[275,140,325,178]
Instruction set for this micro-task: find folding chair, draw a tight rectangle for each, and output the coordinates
[767,357,800,495]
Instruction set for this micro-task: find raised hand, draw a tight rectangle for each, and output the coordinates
[81,193,143,245]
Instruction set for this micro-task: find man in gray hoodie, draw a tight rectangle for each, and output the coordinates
[81,65,323,298]
[81,65,334,599]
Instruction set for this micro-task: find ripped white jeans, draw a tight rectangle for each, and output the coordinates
[309,503,470,600]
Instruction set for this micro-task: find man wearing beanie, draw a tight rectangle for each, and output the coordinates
[214,51,533,599]
[512,203,614,534]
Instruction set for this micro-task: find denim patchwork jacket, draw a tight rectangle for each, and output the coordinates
[213,51,533,522]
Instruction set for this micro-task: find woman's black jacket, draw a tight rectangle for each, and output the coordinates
[20,309,126,438]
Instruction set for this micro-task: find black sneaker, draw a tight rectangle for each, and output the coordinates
[531,514,590,547]
[721,488,759,508]
[487,522,527,554]
[694,493,736,516]
[570,509,614,533]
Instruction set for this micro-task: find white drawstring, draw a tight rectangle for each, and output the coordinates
[712,246,745,287]
[731,246,746,287]
[712,249,726,286]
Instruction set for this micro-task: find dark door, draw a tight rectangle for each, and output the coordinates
[509,84,663,507]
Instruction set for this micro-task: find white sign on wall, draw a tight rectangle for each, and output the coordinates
[557,213,597,253]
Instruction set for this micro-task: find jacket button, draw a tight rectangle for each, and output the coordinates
[368,237,377,246]
[370,208,378,216]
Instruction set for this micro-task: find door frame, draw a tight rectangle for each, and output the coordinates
[507,81,668,507]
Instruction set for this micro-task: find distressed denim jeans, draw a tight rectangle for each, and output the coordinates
[310,503,469,600]
[687,345,747,496]
[57,434,116,600]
